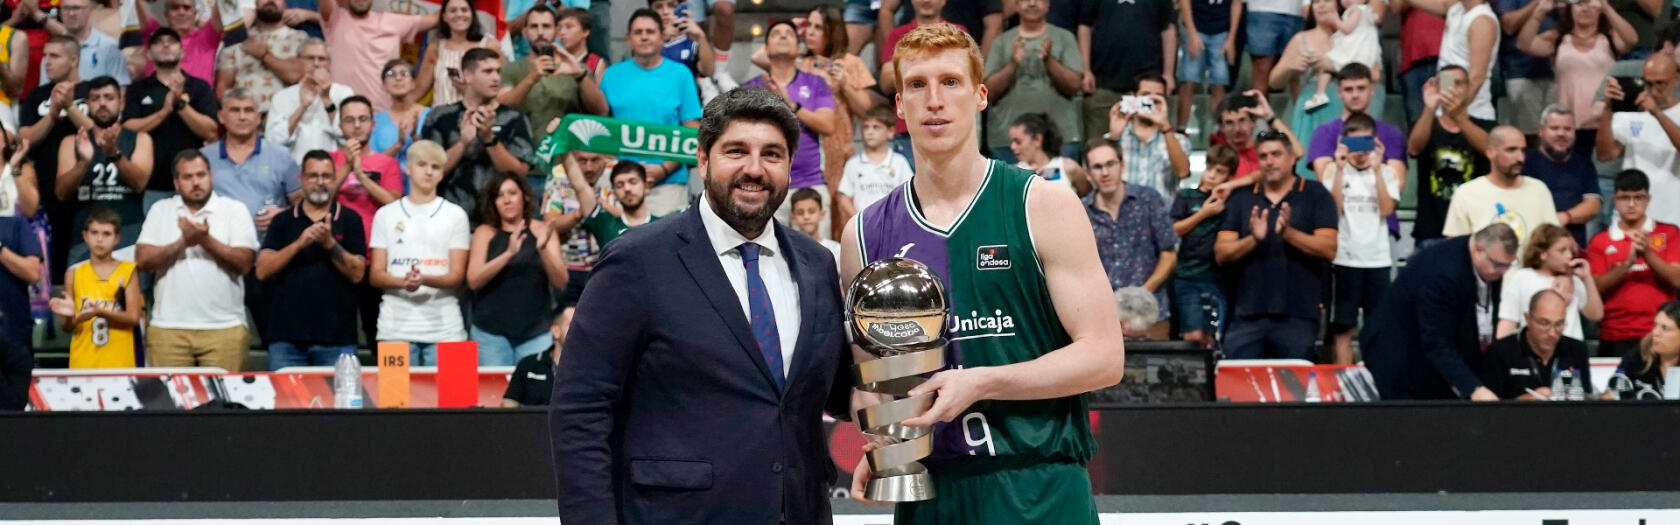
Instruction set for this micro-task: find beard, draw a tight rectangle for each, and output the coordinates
[704,167,786,235]
[91,109,119,128]
[154,58,181,70]
[181,189,210,208]
[256,4,283,23]
[306,187,333,205]
[619,191,645,212]
[347,0,371,15]
[1501,161,1525,178]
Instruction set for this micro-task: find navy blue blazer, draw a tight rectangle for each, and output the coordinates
[551,205,853,525]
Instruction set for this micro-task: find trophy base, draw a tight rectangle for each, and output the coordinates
[865,470,935,502]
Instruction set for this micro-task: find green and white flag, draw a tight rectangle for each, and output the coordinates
[536,114,699,164]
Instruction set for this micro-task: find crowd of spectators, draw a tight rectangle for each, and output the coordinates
[0,0,1677,411]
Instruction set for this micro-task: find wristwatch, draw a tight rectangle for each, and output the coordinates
[173,97,186,111]
[324,102,337,113]
[484,135,499,147]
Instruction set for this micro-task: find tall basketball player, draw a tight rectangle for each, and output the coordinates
[840,23,1125,525]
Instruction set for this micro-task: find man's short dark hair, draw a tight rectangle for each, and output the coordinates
[1133,72,1167,92]
[697,87,800,158]
[173,149,208,176]
[83,205,121,231]
[340,95,373,114]
[1082,138,1122,165]
[301,150,335,171]
[628,8,663,32]
[460,48,500,73]
[765,19,798,42]
[85,75,120,96]
[789,187,822,207]
[1255,129,1290,150]
[1336,63,1373,82]
[610,161,647,187]
[1343,112,1376,135]
[525,4,556,26]
[557,7,590,28]
[1615,169,1651,193]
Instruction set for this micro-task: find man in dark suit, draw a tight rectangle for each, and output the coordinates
[551,86,852,524]
[1361,223,1518,401]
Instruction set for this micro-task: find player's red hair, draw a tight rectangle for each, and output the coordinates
[890,23,984,93]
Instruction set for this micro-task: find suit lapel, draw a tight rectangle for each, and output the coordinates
[779,222,822,391]
[675,209,780,391]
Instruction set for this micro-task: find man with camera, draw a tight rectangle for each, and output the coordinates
[1102,73,1190,201]
[498,4,607,136]
[1597,54,1680,226]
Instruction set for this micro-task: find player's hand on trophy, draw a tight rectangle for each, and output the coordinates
[849,441,892,506]
[900,367,994,427]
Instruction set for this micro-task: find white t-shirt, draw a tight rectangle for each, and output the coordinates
[1441,176,1559,250]
[1323,162,1400,268]
[1498,267,1590,340]
[839,149,913,214]
[1610,104,1680,224]
[0,164,20,216]
[1016,157,1078,190]
[137,194,260,330]
[368,196,472,343]
[1249,0,1305,16]
[1439,2,1500,121]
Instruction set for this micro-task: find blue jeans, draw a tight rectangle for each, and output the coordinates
[1245,12,1302,57]
[405,342,438,366]
[471,326,552,366]
[267,342,357,370]
[1178,30,1231,86]
[1399,59,1437,129]
[1170,277,1225,338]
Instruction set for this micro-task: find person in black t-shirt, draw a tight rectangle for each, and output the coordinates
[20,36,93,276]
[1480,290,1593,400]
[123,28,219,206]
[1408,64,1490,248]
[502,314,563,407]
[1607,301,1680,400]
[54,75,150,266]
[254,150,368,370]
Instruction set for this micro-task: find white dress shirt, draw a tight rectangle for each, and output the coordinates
[699,193,802,376]
[264,82,354,163]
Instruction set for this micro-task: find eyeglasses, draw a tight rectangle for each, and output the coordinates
[1087,159,1121,172]
[384,69,413,78]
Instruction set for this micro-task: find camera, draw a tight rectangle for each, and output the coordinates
[1119,95,1157,115]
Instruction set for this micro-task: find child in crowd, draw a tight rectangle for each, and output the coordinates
[52,206,142,369]
[1168,144,1235,348]
[557,8,608,78]
[1323,114,1399,364]
[836,105,913,226]
[789,187,840,263]
[368,141,472,366]
[649,0,716,77]
[1306,0,1382,110]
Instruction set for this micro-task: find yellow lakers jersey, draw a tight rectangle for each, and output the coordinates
[68,260,137,369]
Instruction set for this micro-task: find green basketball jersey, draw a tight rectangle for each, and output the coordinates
[857,160,1095,470]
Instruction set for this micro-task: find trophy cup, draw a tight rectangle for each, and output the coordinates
[846,258,949,502]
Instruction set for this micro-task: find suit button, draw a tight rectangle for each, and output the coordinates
[772,462,784,473]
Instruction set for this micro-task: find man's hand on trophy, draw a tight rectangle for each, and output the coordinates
[899,367,996,427]
[849,443,892,506]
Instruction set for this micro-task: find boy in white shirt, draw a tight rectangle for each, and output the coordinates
[367,140,471,365]
[1323,114,1400,364]
[836,105,913,226]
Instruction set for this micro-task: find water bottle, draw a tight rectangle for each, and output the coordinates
[1565,368,1587,401]
[1549,369,1567,401]
[333,352,363,409]
[1304,371,1322,403]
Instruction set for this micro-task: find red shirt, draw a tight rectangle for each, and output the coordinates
[1209,133,1259,179]
[1588,219,1680,341]
[884,19,965,135]
[1399,8,1445,72]
[330,150,406,239]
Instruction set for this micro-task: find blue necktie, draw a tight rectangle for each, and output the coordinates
[739,243,786,391]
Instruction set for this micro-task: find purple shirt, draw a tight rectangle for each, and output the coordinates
[744,71,835,189]
[1306,117,1408,172]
